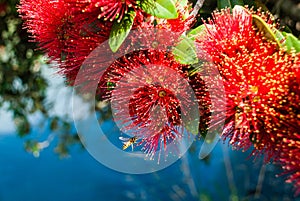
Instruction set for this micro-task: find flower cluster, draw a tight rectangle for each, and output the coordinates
[196,6,300,194]
[19,0,300,194]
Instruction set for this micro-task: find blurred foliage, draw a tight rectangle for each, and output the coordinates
[0,0,81,157]
[0,0,46,136]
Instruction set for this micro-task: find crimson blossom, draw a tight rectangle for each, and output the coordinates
[18,0,113,84]
[196,6,300,193]
[98,49,209,160]
[18,0,79,60]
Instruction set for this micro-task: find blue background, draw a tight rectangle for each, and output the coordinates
[0,123,299,201]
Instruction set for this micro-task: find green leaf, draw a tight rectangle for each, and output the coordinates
[107,81,116,90]
[252,13,300,52]
[109,11,136,53]
[177,0,188,8]
[274,29,286,46]
[172,35,198,65]
[218,0,244,9]
[252,14,282,48]
[141,0,178,19]
[187,24,206,40]
[172,25,208,65]
[282,32,300,53]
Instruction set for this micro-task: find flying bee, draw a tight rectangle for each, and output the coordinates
[119,136,138,151]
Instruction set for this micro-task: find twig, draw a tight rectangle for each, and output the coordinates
[222,145,238,200]
[254,164,267,199]
[180,143,198,198]
[190,0,205,18]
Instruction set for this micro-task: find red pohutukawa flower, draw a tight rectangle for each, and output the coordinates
[98,50,208,160]
[165,3,194,33]
[18,0,113,84]
[19,0,78,60]
[196,5,300,193]
[123,4,194,51]
[197,6,287,155]
[59,18,113,85]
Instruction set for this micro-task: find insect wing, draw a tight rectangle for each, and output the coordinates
[122,141,131,150]
[119,136,129,143]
